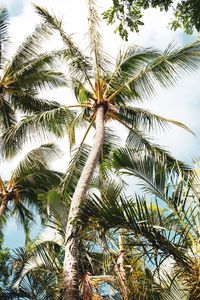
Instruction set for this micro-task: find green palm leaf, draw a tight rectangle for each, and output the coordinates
[1,106,75,158]
[59,143,91,195]
[0,11,68,132]
[35,5,92,82]
[8,22,52,72]
[16,169,62,195]
[13,143,62,178]
[0,97,16,130]
[0,8,9,68]
[108,41,200,102]
[10,51,66,92]
[112,147,190,201]
[117,105,193,134]
[11,93,60,114]
[83,193,191,269]
[107,46,160,99]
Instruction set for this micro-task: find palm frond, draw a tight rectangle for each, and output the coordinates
[83,193,191,269]
[17,170,62,194]
[1,106,75,158]
[0,8,9,68]
[11,274,56,300]
[8,22,52,72]
[10,241,62,299]
[9,50,66,92]
[35,5,92,82]
[59,143,91,195]
[1,287,32,299]
[13,143,62,179]
[87,0,109,77]
[108,109,191,176]
[126,130,191,173]
[116,105,193,134]
[0,96,16,130]
[112,147,189,201]
[13,69,67,92]
[11,93,61,114]
[107,41,200,102]
[105,46,159,99]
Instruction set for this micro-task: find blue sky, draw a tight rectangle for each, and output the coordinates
[1,0,25,16]
[2,0,200,249]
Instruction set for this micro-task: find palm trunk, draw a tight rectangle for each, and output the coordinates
[115,230,128,300]
[0,197,8,217]
[63,105,105,300]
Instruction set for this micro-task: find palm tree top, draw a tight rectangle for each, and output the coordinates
[0,7,67,134]
[0,143,63,240]
[34,3,200,119]
[2,2,200,159]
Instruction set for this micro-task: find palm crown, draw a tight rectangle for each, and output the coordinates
[0,143,62,241]
[0,8,66,132]
[2,3,200,159]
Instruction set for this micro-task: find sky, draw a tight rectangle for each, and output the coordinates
[2,0,200,248]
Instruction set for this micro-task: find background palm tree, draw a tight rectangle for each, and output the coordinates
[7,158,199,300]
[0,7,66,133]
[2,1,200,298]
[0,143,62,242]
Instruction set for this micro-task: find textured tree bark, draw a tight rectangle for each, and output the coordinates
[63,105,105,300]
[114,230,128,300]
[0,197,8,217]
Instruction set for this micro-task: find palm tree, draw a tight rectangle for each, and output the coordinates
[5,183,172,300]
[110,147,200,299]
[0,7,66,132]
[0,143,62,241]
[2,1,200,298]
[7,166,198,300]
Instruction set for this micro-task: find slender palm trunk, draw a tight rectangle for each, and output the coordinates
[0,197,8,217]
[63,105,105,300]
[115,230,128,300]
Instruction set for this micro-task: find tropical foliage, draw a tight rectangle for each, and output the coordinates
[0,240,10,294]
[0,7,65,132]
[1,2,200,300]
[4,159,200,299]
[103,0,200,40]
[0,143,62,243]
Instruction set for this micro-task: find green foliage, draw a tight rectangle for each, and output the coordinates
[0,241,10,293]
[0,8,66,132]
[59,143,91,196]
[6,168,200,299]
[171,0,200,34]
[2,4,200,299]
[103,0,200,40]
[1,107,74,159]
[0,143,63,242]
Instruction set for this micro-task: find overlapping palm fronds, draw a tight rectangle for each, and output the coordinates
[0,143,62,241]
[1,2,200,299]
[2,2,200,161]
[0,8,66,133]
[9,168,200,300]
